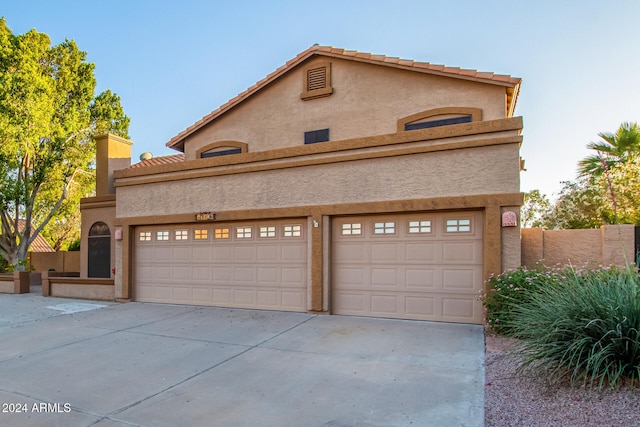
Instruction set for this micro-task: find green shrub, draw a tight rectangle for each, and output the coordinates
[508,265,640,388]
[482,266,566,335]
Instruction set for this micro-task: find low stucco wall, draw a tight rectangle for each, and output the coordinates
[42,272,114,301]
[0,272,30,294]
[522,224,636,268]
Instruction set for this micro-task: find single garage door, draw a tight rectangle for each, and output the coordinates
[134,219,307,312]
[332,211,483,323]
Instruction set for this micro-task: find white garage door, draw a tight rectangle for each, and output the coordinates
[332,212,483,323]
[134,219,307,312]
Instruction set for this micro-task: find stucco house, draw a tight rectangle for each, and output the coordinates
[80,45,523,324]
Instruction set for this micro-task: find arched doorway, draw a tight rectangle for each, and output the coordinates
[88,222,111,278]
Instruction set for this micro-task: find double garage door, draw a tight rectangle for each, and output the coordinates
[133,211,483,323]
[332,212,484,323]
[134,219,308,312]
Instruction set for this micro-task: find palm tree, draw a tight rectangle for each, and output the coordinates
[578,122,640,178]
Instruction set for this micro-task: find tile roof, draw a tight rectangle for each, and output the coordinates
[129,154,185,168]
[15,219,55,253]
[166,45,522,152]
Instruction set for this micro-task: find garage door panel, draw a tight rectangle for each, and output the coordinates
[192,287,212,303]
[405,243,436,262]
[334,243,367,261]
[257,290,278,306]
[371,268,399,287]
[192,266,211,281]
[192,246,210,261]
[173,266,192,280]
[172,287,192,302]
[213,267,233,281]
[441,297,477,320]
[234,267,255,282]
[405,296,436,316]
[282,244,305,261]
[442,269,478,290]
[234,246,255,262]
[257,245,279,261]
[212,246,232,261]
[135,220,307,312]
[405,269,436,288]
[370,295,399,314]
[333,212,483,323]
[282,291,305,308]
[257,267,278,283]
[153,247,172,261]
[281,267,305,284]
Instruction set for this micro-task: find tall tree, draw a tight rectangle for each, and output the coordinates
[520,190,551,228]
[0,19,129,270]
[578,122,640,178]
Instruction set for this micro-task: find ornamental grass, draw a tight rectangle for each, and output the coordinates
[484,264,640,389]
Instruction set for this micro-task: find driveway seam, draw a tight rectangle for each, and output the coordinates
[106,314,318,418]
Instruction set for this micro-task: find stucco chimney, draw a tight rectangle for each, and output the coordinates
[95,134,133,196]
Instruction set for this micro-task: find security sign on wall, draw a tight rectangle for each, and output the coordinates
[501,211,518,227]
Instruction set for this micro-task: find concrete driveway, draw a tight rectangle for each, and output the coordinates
[0,294,485,427]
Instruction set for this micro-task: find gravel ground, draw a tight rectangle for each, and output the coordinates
[484,334,640,427]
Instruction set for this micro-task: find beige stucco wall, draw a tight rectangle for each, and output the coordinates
[521,225,635,268]
[500,207,521,271]
[182,57,510,160]
[117,142,520,218]
[30,251,80,273]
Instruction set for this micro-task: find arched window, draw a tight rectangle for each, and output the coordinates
[88,222,111,278]
[196,141,248,159]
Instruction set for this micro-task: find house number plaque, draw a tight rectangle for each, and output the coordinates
[196,212,216,221]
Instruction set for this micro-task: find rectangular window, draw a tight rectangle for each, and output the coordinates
[446,219,471,233]
[283,225,301,237]
[259,226,276,238]
[194,229,208,240]
[341,223,362,236]
[408,220,432,234]
[139,231,152,241]
[404,115,472,131]
[374,222,396,234]
[236,226,252,239]
[175,230,188,240]
[214,228,230,239]
[156,231,169,241]
[304,128,330,144]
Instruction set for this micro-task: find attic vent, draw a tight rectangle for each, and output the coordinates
[300,61,333,100]
[307,67,326,91]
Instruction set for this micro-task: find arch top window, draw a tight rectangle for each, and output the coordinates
[397,107,482,133]
[89,222,110,237]
[197,141,248,159]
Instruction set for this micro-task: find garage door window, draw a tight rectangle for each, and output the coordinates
[139,231,152,241]
[446,219,471,233]
[157,231,169,241]
[374,221,395,235]
[408,220,432,234]
[260,226,276,238]
[341,223,362,235]
[283,225,302,237]
[236,226,252,239]
[175,230,189,240]
[194,229,209,240]
[214,228,230,239]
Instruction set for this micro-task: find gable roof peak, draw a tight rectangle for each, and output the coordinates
[166,45,521,152]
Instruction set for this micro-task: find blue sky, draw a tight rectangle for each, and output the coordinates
[3,0,639,198]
